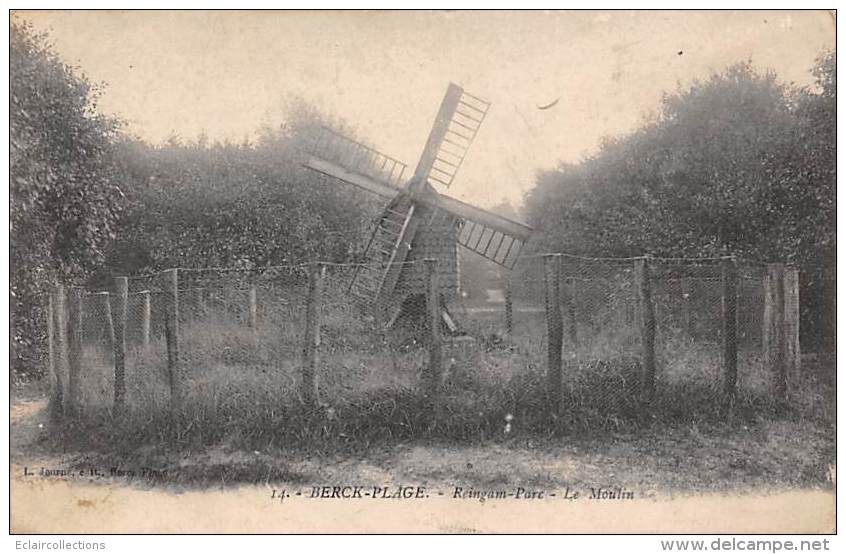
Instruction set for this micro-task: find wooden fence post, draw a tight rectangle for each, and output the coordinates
[762,272,772,363]
[504,283,513,335]
[301,263,324,407]
[47,290,63,422]
[634,256,656,402]
[764,264,787,399]
[46,295,55,379]
[140,290,151,349]
[784,268,801,381]
[100,292,116,363]
[722,257,738,398]
[563,276,579,350]
[67,288,84,418]
[248,285,258,330]
[544,254,563,418]
[52,285,68,420]
[112,277,128,413]
[162,268,182,413]
[424,259,443,404]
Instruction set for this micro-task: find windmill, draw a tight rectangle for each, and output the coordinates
[303,83,532,331]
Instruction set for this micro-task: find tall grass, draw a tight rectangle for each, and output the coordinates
[64,301,831,454]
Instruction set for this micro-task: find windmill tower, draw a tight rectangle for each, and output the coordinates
[303,83,532,330]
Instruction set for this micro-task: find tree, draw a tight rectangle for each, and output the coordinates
[104,101,382,279]
[526,63,805,259]
[523,57,835,349]
[10,22,125,377]
[794,50,835,265]
[792,50,836,350]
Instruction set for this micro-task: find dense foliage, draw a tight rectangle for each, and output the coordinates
[525,59,834,265]
[104,118,381,281]
[10,22,124,376]
[524,57,835,348]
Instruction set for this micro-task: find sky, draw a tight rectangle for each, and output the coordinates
[16,10,835,209]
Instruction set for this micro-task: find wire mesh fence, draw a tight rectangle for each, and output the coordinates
[44,253,812,437]
[481,256,786,403]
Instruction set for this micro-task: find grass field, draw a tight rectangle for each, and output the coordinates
[15,285,835,493]
[51,296,834,472]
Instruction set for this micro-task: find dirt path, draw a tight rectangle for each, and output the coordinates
[10,397,64,467]
[10,395,836,533]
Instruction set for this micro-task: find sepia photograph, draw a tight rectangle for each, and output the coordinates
[7,8,837,535]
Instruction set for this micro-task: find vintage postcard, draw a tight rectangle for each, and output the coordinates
[8,9,836,535]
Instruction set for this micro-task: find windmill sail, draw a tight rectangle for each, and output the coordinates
[348,200,417,305]
[456,215,526,268]
[303,127,408,197]
[412,83,490,191]
[425,194,532,269]
[305,155,399,199]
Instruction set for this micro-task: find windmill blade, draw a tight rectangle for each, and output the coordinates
[302,126,408,198]
[412,83,491,190]
[304,156,399,200]
[426,193,532,269]
[348,199,419,305]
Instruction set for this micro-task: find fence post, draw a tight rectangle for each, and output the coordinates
[634,256,656,402]
[721,257,738,398]
[764,264,787,399]
[112,277,128,414]
[140,290,151,349]
[46,295,55,378]
[762,272,772,367]
[52,285,68,420]
[424,259,443,406]
[101,292,116,362]
[162,268,182,413]
[563,276,579,350]
[504,283,513,335]
[301,263,325,407]
[66,288,84,418]
[248,284,258,330]
[46,290,63,422]
[784,267,801,381]
[544,254,563,419]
